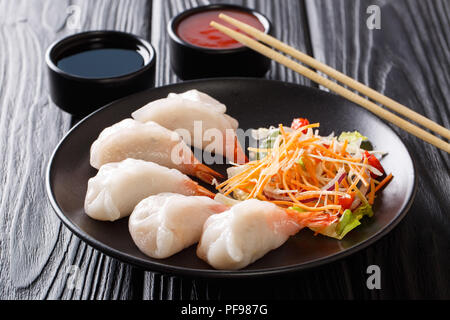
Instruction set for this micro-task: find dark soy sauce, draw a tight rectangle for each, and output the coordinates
[57,47,145,79]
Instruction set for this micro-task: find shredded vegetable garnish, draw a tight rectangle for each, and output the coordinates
[216,119,394,239]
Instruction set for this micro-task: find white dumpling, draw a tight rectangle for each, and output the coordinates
[84,159,214,222]
[90,119,221,184]
[197,199,301,270]
[168,89,227,114]
[131,90,246,163]
[129,193,228,259]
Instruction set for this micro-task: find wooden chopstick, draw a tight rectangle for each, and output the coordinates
[218,13,450,141]
[210,20,450,154]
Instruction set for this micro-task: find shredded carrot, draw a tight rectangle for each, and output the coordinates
[334,181,340,204]
[368,179,376,205]
[375,173,393,192]
[347,175,361,194]
[303,156,319,186]
[323,162,336,178]
[279,124,288,141]
[341,139,348,155]
[312,143,361,163]
[341,177,349,188]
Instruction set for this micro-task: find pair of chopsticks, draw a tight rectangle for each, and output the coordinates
[211,14,450,153]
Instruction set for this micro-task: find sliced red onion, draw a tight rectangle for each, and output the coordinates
[322,167,347,191]
[350,183,369,210]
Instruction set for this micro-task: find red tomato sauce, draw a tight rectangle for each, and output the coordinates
[176,9,266,49]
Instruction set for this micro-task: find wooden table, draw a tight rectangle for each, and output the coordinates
[0,0,448,300]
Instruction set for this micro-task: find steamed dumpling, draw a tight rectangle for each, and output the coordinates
[84,159,214,222]
[197,199,301,270]
[168,90,227,113]
[89,119,221,184]
[129,193,228,259]
[131,90,246,163]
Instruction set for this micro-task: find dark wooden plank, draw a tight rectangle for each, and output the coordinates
[0,0,151,300]
[304,0,450,299]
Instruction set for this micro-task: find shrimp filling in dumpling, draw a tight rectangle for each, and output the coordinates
[84,159,214,222]
[132,90,247,164]
[90,119,221,184]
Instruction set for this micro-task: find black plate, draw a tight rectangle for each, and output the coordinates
[46,78,416,278]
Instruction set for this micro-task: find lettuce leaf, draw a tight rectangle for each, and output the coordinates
[338,131,368,144]
[338,131,369,151]
[309,204,374,240]
[354,203,374,219]
[336,209,361,238]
